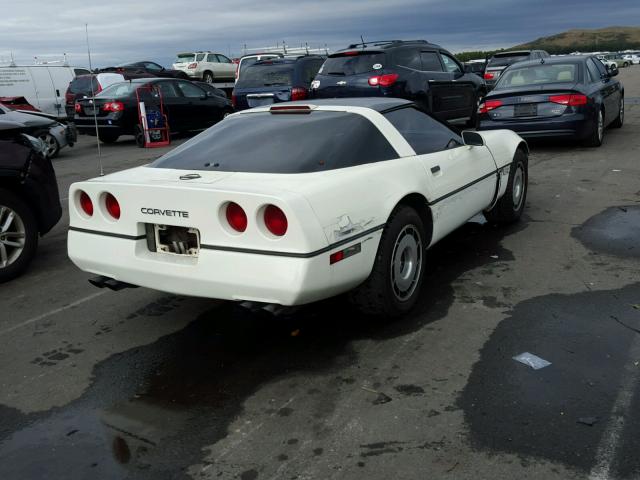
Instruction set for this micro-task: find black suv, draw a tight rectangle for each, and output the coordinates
[312,40,485,124]
[232,55,326,111]
[484,50,550,89]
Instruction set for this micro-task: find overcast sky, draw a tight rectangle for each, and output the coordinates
[1,0,639,68]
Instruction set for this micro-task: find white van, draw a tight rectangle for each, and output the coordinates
[0,65,85,119]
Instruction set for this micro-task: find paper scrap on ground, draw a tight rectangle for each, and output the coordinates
[513,352,552,370]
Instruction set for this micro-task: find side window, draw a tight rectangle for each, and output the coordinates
[587,58,603,82]
[157,81,179,98]
[394,49,422,70]
[593,58,608,77]
[440,53,462,74]
[206,54,218,63]
[384,107,462,155]
[216,55,232,64]
[145,62,163,72]
[420,52,443,71]
[176,81,205,98]
[195,54,206,62]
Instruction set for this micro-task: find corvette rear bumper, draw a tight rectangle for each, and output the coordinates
[68,229,379,306]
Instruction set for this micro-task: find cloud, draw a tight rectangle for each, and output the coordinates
[1,0,638,68]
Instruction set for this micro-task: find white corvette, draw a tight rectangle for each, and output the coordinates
[68,98,528,316]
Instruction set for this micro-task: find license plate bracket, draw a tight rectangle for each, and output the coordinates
[514,103,537,117]
[145,224,200,256]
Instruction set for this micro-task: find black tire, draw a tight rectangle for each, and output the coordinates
[203,71,214,84]
[98,131,119,144]
[349,205,427,317]
[134,124,145,148]
[623,62,629,68]
[0,188,39,283]
[584,107,604,147]
[611,97,624,128]
[34,129,60,158]
[485,149,528,224]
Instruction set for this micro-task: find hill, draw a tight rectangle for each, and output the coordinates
[513,26,640,54]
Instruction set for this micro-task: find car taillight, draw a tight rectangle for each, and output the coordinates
[79,191,93,216]
[483,72,495,80]
[74,103,81,113]
[226,202,247,232]
[102,101,124,112]
[231,93,237,107]
[548,94,587,106]
[368,73,399,87]
[479,99,502,114]
[264,205,287,236]
[188,62,197,69]
[291,87,308,101]
[105,193,121,220]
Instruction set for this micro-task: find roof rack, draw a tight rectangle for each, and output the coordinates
[242,42,329,57]
[346,39,429,49]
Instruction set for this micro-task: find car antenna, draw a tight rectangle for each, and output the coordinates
[360,35,366,50]
[85,23,104,176]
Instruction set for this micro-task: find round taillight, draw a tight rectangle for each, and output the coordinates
[264,205,287,236]
[226,202,247,232]
[105,193,121,220]
[79,191,93,216]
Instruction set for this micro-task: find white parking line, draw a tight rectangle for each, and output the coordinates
[0,290,107,336]
[588,332,640,480]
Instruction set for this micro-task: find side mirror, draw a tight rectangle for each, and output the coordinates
[462,130,485,147]
[609,65,619,77]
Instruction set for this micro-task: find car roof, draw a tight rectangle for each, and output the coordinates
[505,55,588,68]
[281,97,413,112]
[252,55,325,66]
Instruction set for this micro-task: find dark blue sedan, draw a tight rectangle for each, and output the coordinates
[478,55,624,147]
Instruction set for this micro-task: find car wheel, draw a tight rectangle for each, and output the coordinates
[222,108,233,118]
[624,62,629,68]
[611,97,624,128]
[0,188,39,283]
[485,149,528,224]
[466,90,484,128]
[204,72,215,84]
[34,130,60,158]
[584,108,604,147]
[350,205,427,317]
[134,124,145,148]
[98,131,120,144]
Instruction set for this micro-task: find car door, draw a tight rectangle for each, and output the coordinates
[215,55,236,81]
[175,80,209,129]
[419,51,470,121]
[438,52,476,120]
[383,107,498,242]
[589,57,619,124]
[154,80,183,131]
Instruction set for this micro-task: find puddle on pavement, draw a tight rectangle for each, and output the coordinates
[459,282,640,475]
[0,220,522,479]
[572,206,640,258]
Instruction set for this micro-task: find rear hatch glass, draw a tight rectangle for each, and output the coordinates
[175,54,195,64]
[96,82,139,98]
[488,53,530,68]
[319,52,385,76]
[69,76,98,94]
[150,111,397,173]
[235,64,293,87]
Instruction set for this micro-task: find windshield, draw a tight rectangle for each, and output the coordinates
[69,76,98,93]
[320,53,385,76]
[175,54,195,63]
[235,64,293,87]
[496,63,580,88]
[488,53,530,68]
[96,82,138,98]
[150,111,397,173]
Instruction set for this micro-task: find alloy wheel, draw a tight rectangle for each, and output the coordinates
[38,133,58,158]
[597,110,604,142]
[390,225,423,301]
[512,163,525,210]
[0,205,26,269]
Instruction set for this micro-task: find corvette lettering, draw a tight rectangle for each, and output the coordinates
[141,208,189,218]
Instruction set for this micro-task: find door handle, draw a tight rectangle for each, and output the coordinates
[431,165,441,174]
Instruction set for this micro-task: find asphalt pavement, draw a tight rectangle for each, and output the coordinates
[1,67,639,480]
